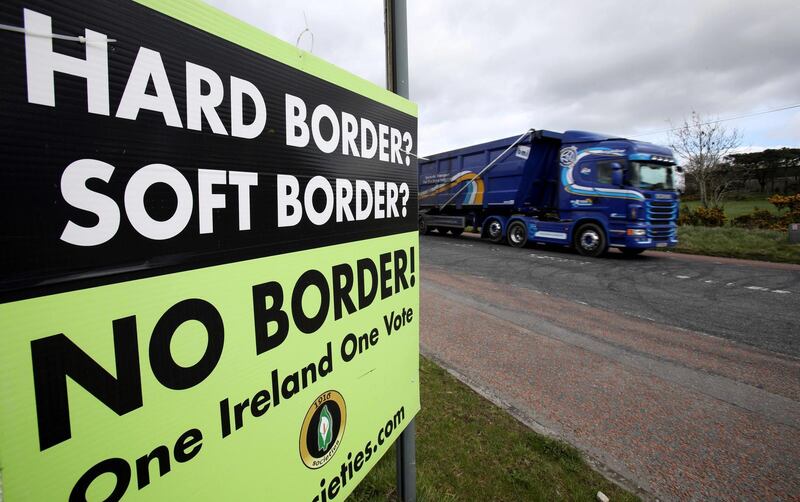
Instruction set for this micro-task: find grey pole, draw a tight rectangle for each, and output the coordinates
[384,1,416,501]
[385,0,409,97]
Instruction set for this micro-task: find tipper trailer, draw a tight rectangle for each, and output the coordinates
[418,129,681,257]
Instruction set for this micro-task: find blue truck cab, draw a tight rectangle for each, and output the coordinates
[418,129,680,257]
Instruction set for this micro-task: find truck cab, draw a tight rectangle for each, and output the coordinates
[555,131,680,255]
[418,129,681,257]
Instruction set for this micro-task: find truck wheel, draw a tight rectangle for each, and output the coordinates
[485,219,504,243]
[450,228,464,236]
[574,223,607,257]
[419,216,432,235]
[507,221,528,248]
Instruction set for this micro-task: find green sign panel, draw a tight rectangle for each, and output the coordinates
[0,0,419,500]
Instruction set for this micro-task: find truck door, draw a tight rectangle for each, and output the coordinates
[593,159,627,216]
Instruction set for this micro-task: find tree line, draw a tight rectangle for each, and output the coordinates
[669,111,800,208]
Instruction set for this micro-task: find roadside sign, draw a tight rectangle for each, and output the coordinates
[0,1,420,500]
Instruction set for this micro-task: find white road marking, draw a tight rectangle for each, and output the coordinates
[670,277,793,295]
[738,286,793,294]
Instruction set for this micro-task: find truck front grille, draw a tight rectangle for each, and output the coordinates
[646,199,677,240]
[646,200,678,222]
[647,226,676,239]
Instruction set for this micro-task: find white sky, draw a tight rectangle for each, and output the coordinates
[206,0,800,156]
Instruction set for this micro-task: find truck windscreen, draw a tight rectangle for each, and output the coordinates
[628,162,675,191]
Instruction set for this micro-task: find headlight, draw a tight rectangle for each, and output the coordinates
[627,229,646,236]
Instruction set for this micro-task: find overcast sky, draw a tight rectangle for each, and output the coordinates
[206,0,800,156]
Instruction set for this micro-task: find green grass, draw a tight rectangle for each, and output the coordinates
[665,225,800,264]
[351,357,639,502]
[682,197,779,220]
[673,196,800,263]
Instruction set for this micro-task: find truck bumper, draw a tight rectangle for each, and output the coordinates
[609,224,678,249]
[619,237,678,249]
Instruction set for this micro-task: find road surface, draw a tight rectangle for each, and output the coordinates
[418,233,800,501]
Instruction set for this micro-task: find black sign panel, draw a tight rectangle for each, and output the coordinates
[0,0,418,301]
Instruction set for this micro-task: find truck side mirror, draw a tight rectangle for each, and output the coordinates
[611,163,623,186]
[676,165,684,173]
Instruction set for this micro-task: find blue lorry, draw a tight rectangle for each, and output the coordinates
[418,129,681,257]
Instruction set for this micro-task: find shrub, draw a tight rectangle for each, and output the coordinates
[770,193,800,231]
[732,197,800,230]
[677,205,695,226]
[732,209,781,230]
[768,193,800,213]
[678,206,726,227]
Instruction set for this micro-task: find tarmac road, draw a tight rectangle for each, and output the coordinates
[418,232,800,500]
[422,233,800,357]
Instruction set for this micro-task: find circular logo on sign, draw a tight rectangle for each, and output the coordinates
[560,146,578,168]
[299,390,346,469]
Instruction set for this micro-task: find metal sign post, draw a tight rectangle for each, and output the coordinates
[385,1,416,501]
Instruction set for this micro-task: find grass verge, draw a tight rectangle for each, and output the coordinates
[351,357,639,502]
[661,225,800,264]
[682,197,779,220]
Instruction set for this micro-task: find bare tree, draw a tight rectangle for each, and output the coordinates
[669,111,742,208]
